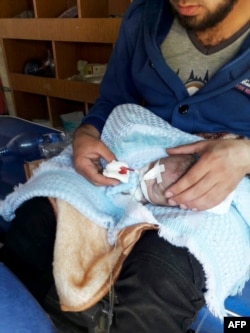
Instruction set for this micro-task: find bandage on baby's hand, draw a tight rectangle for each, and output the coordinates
[103,160,134,183]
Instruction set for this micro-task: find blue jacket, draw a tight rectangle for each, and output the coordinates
[82,0,250,137]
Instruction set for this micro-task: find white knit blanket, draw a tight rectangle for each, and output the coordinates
[1,104,250,318]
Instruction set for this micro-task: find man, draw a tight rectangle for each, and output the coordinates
[1,1,249,332]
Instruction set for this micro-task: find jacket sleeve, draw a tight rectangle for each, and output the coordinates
[81,0,145,133]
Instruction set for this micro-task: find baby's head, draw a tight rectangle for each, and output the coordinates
[143,154,196,206]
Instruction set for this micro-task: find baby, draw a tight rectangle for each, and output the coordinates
[137,154,197,206]
[103,154,197,206]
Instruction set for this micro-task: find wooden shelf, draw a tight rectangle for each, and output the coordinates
[0,0,34,18]
[34,0,77,18]
[0,0,131,128]
[0,18,121,42]
[9,73,99,102]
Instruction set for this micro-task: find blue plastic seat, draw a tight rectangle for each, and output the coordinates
[0,262,57,333]
[192,280,250,332]
[0,116,60,199]
[0,116,60,232]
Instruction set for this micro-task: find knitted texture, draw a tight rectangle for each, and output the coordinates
[1,104,250,318]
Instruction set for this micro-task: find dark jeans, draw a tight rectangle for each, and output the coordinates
[0,197,56,302]
[0,197,205,333]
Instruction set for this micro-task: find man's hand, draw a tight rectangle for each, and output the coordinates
[164,139,250,211]
[73,124,119,186]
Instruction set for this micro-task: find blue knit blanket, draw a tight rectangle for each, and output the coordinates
[1,104,250,318]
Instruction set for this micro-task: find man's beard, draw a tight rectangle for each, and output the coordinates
[173,0,238,31]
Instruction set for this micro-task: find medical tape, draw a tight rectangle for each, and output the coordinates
[140,160,165,203]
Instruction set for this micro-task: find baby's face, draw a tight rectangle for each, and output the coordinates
[145,154,196,206]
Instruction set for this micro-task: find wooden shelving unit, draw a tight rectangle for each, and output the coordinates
[0,0,131,128]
